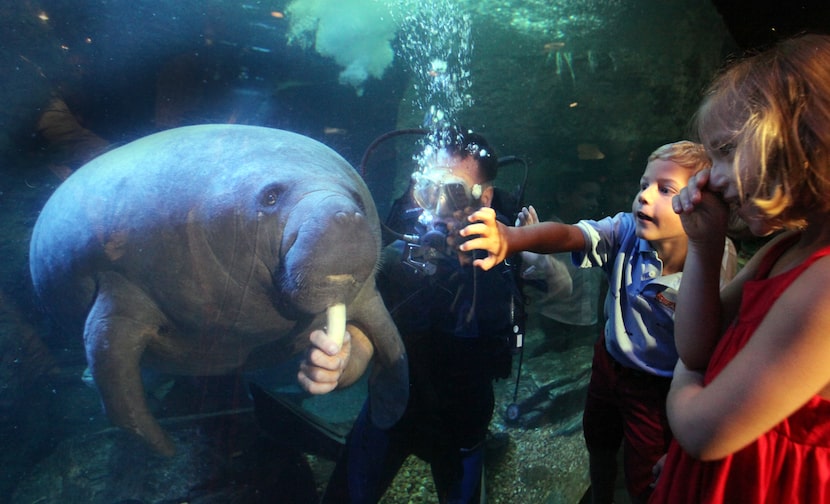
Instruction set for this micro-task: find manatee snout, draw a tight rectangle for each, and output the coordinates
[279,195,379,315]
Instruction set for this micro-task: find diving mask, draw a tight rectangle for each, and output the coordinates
[411,167,483,219]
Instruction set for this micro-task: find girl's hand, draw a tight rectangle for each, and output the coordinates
[673,168,730,246]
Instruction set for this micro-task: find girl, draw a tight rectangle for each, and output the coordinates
[650,34,830,503]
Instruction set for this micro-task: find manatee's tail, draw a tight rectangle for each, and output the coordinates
[249,383,348,460]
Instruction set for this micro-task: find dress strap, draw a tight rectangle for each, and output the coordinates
[755,232,830,280]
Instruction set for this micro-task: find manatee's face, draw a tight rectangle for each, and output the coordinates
[250,172,380,319]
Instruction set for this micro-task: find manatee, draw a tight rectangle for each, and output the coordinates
[29,124,408,456]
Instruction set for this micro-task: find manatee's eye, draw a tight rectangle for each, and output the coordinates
[262,191,278,206]
[259,184,285,207]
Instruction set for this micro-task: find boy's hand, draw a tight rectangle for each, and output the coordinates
[672,168,729,245]
[650,453,668,489]
[459,207,509,271]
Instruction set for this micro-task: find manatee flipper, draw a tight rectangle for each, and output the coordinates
[351,287,409,429]
[369,356,409,429]
[84,273,175,456]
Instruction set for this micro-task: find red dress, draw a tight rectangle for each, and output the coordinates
[650,235,830,503]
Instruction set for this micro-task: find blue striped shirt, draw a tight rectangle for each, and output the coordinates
[574,212,681,377]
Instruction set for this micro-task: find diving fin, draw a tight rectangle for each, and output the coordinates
[249,382,349,460]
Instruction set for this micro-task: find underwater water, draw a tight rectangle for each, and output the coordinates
[0,0,736,502]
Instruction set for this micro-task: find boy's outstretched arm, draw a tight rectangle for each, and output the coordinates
[460,206,586,271]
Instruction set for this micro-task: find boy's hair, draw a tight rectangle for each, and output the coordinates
[648,140,711,174]
[693,33,830,229]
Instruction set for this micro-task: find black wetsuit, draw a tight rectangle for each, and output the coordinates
[322,233,519,503]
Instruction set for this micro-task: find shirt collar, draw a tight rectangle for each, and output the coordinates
[636,238,683,289]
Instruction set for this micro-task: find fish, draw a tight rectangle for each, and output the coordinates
[324,127,348,135]
[577,143,606,160]
[543,41,566,53]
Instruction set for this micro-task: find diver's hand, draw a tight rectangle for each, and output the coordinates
[672,168,729,247]
[297,328,352,395]
[459,207,510,271]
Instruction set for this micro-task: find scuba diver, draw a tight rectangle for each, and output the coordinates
[305,127,524,503]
